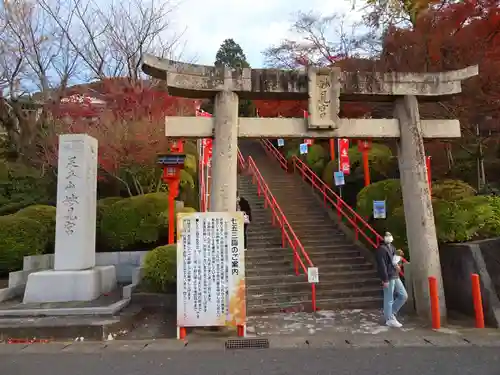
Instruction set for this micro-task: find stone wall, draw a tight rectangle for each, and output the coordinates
[439,240,500,327]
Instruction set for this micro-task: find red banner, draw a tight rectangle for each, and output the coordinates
[339,138,350,175]
[197,109,213,166]
[202,138,213,166]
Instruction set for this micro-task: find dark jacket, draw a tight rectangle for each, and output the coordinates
[376,243,398,282]
[238,197,252,222]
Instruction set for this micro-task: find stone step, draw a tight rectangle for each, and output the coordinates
[246,277,380,294]
[248,237,351,248]
[247,285,382,307]
[245,269,378,286]
[245,245,360,259]
[246,256,367,270]
[245,262,374,277]
[247,231,345,241]
[247,295,383,314]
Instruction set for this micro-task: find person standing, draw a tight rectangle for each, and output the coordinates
[376,231,408,328]
[236,191,251,249]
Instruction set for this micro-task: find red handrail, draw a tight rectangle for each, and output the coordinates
[261,138,382,248]
[237,149,246,170]
[243,154,317,311]
[260,139,408,276]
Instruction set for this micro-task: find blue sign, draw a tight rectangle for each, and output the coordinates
[334,171,345,186]
[373,200,386,219]
[299,143,308,155]
[277,138,285,147]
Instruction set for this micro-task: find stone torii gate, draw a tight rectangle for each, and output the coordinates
[142,54,478,322]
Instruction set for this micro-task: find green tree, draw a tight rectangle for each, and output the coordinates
[215,39,251,69]
[210,39,254,117]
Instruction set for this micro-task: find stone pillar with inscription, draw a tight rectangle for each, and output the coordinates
[210,90,239,213]
[23,134,117,303]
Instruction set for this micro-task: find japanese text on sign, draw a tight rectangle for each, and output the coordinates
[177,212,246,327]
[316,75,331,119]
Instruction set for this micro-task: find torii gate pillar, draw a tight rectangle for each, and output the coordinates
[395,95,444,318]
[142,55,478,323]
[211,91,239,212]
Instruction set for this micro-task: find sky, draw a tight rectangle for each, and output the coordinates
[170,0,362,67]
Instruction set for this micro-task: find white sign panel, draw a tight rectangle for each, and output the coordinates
[308,267,319,283]
[177,212,246,327]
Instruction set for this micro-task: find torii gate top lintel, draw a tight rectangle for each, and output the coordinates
[141,53,478,102]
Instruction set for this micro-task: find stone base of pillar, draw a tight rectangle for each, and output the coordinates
[23,266,117,303]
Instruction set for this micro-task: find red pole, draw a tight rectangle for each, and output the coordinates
[178,327,186,340]
[311,283,317,312]
[471,274,485,328]
[362,148,370,186]
[428,276,441,329]
[168,190,175,244]
[237,325,245,337]
[329,139,335,161]
[426,156,432,195]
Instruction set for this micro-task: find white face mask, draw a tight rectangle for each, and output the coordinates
[384,235,393,244]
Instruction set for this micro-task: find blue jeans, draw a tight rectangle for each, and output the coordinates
[383,278,408,321]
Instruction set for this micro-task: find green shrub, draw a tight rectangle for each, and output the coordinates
[142,244,177,292]
[356,179,402,218]
[96,197,123,239]
[100,192,170,250]
[0,161,54,210]
[183,141,199,160]
[14,205,56,252]
[0,215,49,276]
[97,197,123,221]
[385,196,500,255]
[305,144,327,176]
[183,154,197,178]
[180,206,197,213]
[0,201,34,216]
[349,143,394,177]
[432,179,476,201]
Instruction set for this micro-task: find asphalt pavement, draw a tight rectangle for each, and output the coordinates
[1,347,499,375]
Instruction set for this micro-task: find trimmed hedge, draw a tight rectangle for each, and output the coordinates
[356,179,402,218]
[99,192,170,250]
[0,215,49,276]
[432,179,476,201]
[386,196,500,254]
[305,144,327,176]
[142,244,177,293]
[15,205,56,252]
[356,178,477,218]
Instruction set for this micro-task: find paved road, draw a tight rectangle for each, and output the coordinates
[1,347,499,375]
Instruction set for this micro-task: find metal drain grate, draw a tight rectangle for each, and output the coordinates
[225,338,270,350]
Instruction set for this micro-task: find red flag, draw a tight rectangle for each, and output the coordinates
[339,138,350,175]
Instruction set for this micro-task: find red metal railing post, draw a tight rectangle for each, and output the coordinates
[429,276,441,330]
[281,222,286,248]
[311,283,317,312]
[294,249,299,276]
[322,185,326,205]
[471,273,485,328]
[354,216,359,240]
[336,196,341,220]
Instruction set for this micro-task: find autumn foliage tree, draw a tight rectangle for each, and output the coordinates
[44,80,197,196]
[381,0,500,189]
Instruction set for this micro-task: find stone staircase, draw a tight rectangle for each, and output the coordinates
[238,140,382,314]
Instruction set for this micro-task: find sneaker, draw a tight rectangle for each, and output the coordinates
[386,318,403,328]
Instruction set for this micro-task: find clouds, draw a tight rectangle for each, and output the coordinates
[169,0,357,67]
